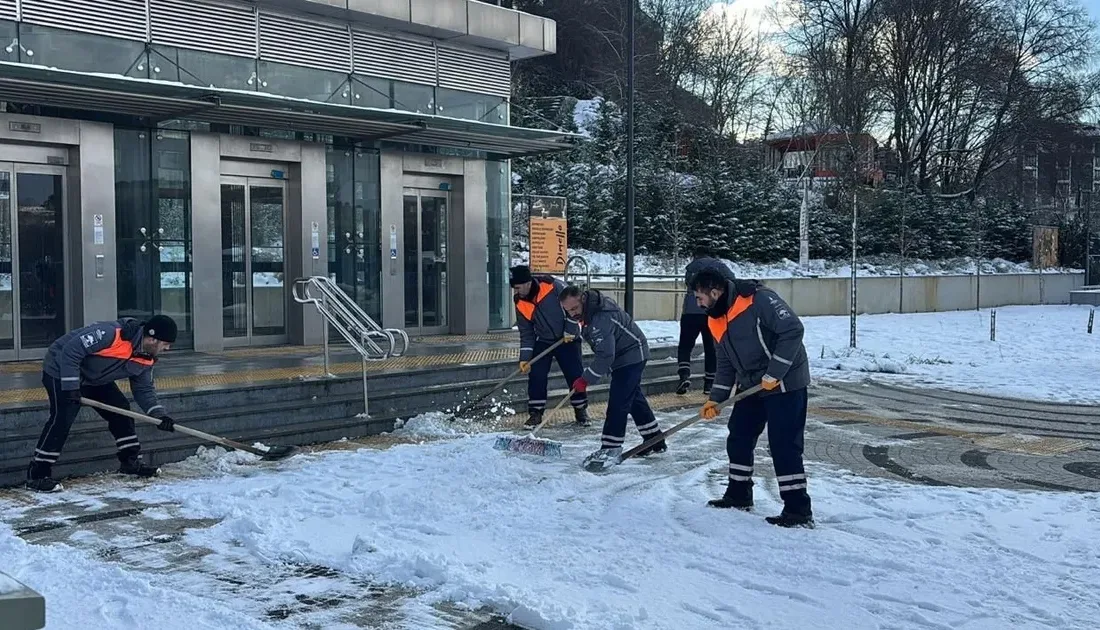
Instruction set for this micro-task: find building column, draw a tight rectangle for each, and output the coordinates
[73,121,119,325]
[456,158,489,334]
[287,142,327,346]
[379,151,405,331]
[189,132,222,353]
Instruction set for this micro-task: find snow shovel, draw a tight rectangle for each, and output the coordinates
[491,387,575,458]
[79,398,299,461]
[453,335,571,420]
[585,384,765,473]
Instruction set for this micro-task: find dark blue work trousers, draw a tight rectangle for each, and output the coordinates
[527,339,587,412]
[599,361,660,449]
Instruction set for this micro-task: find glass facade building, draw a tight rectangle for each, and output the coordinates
[0,0,574,359]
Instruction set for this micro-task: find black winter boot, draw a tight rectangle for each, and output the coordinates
[118,455,160,478]
[676,379,691,395]
[524,409,544,429]
[574,406,591,427]
[703,377,714,396]
[707,482,753,511]
[765,511,815,529]
[26,462,63,492]
[766,496,814,528]
[635,431,667,456]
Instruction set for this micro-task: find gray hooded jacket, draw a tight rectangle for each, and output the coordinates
[682,257,738,315]
[42,318,167,417]
[515,275,581,362]
[706,279,811,401]
[578,290,650,385]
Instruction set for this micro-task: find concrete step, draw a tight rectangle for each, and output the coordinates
[0,347,682,423]
[1,353,700,486]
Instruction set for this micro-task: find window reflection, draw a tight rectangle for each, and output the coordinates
[259,61,352,104]
[436,88,506,123]
[327,146,382,321]
[392,81,435,114]
[17,23,146,76]
[175,48,257,91]
[114,129,194,347]
[350,75,392,110]
[486,160,511,329]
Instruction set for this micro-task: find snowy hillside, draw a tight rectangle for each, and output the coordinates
[512,248,1082,281]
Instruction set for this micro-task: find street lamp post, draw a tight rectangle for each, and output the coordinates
[624,0,636,316]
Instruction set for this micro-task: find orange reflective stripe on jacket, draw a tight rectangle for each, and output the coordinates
[93,329,154,366]
[707,294,754,343]
[516,281,556,321]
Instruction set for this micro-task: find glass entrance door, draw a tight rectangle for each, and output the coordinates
[0,163,66,361]
[220,177,287,346]
[115,129,194,349]
[402,189,449,335]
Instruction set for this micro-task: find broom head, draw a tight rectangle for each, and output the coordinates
[492,435,563,458]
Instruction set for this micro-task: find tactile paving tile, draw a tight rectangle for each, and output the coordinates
[0,347,521,404]
[0,362,41,374]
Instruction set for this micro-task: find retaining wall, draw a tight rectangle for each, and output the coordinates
[588,273,1085,320]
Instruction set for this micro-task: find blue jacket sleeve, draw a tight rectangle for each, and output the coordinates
[129,369,166,417]
[756,291,804,382]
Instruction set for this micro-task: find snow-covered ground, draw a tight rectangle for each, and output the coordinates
[516,248,1083,281]
[639,304,1100,404]
[0,521,275,629]
[3,423,1097,630]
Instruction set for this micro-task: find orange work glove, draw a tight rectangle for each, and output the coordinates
[519,361,531,374]
[761,376,780,391]
[701,400,720,420]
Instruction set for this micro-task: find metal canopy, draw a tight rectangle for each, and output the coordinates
[0,62,580,158]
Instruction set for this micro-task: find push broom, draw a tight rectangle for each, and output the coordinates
[491,387,576,458]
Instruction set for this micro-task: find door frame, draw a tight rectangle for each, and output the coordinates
[219,175,289,348]
[0,161,69,362]
[402,187,450,336]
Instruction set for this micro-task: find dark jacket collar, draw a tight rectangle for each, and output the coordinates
[705,280,760,318]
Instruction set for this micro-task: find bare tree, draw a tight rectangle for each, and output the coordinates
[692,7,769,139]
[960,0,1096,200]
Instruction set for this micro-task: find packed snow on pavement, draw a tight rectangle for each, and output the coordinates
[3,417,1099,630]
[638,304,1100,404]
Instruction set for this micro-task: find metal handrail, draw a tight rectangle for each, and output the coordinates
[565,255,591,288]
[292,276,411,417]
[295,277,409,359]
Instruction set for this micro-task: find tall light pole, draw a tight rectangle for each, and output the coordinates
[624,0,636,316]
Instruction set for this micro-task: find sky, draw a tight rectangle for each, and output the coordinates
[713,0,1100,32]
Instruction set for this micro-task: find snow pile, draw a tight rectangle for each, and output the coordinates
[392,411,471,438]
[529,248,1083,281]
[171,445,261,475]
[0,523,276,629]
[0,572,24,595]
[816,346,934,375]
[124,429,1099,630]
